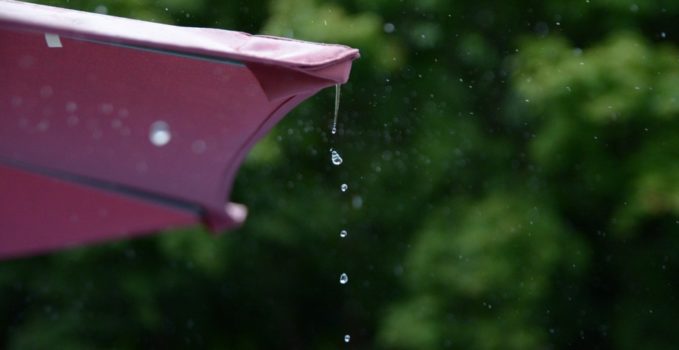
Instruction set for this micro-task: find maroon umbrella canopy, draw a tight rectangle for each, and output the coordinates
[0,0,359,259]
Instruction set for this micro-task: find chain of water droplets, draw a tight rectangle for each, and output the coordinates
[331,84,351,345]
[331,83,341,135]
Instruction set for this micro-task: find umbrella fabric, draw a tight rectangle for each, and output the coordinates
[0,0,359,259]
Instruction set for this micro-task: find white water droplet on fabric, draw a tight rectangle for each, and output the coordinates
[340,230,348,238]
[39,85,53,98]
[330,149,343,166]
[339,273,348,284]
[65,101,77,112]
[36,120,49,131]
[11,96,23,107]
[149,121,171,147]
[67,115,79,126]
[191,139,207,154]
[341,183,348,192]
[100,103,114,114]
[110,119,122,129]
[344,334,351,343]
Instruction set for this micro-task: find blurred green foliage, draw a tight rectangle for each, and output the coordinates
[2,0,679,349]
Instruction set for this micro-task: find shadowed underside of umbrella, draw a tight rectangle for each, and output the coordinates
[0,0,359,259]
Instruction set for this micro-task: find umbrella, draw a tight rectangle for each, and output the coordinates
[0,0,359,259]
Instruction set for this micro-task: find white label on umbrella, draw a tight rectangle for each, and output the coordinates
[44,33,62,48]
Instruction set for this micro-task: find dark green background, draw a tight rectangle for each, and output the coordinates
[2,0,679,348]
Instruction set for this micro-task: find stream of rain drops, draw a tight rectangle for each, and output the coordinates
[331,84,351,344]
[331,82,341,135]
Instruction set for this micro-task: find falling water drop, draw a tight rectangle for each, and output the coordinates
[341,183,348,192]
[330,149,343,166]
[331,84,340,134]
[344,334,351,343]
[339,273,348,284]
[340,229,348,238]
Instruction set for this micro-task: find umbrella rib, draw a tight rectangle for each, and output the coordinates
[0,25,245,67]
[0,157,204,216]
[78,37,246,67]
